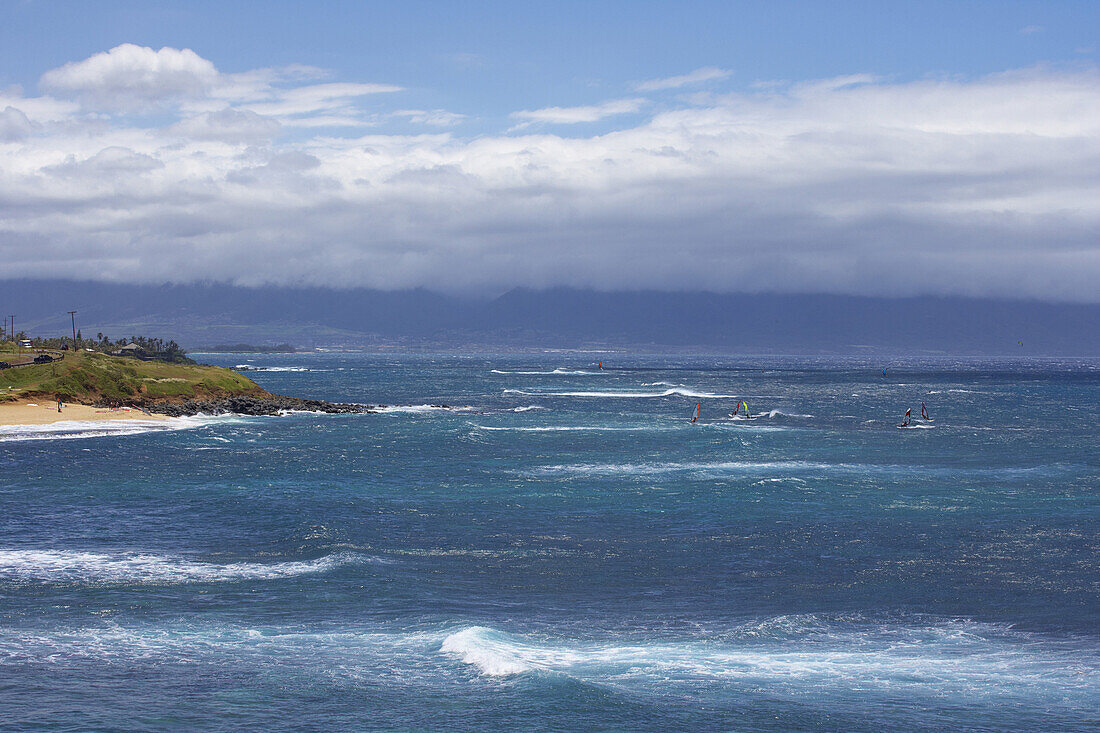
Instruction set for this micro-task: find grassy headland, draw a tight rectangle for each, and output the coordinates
[0,348,267,405]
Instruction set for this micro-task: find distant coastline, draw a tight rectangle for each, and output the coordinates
[190,343,297,354]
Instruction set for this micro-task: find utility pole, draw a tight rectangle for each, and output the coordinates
[8,316,14,343]
[68,311,78,351]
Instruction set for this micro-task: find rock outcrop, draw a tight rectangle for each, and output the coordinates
[141,395,372,417]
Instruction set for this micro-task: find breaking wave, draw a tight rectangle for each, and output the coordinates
[764,410,814,419]
[438,618,1100,699]
[234,365,317,372]
[503,388,738,398]
[491,369,605,375]
[472,424,654,433]
[371,404,471,414]
[0,415,241,443]
[532,460,1054,477]
[0,549,377,585]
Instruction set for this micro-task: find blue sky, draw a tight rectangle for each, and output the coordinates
[3,0,1095,134]
[0,1,1098,299]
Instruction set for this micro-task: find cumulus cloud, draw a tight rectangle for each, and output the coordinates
[0,106,35,141]
[510,98,646,126]
[2,51,1100,303]
[40,44,219,110]
[635,66,731,91]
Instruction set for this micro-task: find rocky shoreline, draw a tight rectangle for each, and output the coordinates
[139,395,373,417]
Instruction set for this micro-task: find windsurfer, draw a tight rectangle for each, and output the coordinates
[899,408,911,428]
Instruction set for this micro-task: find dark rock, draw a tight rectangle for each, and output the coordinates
[137,395,374,417]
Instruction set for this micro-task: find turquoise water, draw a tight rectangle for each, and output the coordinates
[1,354,1097,731]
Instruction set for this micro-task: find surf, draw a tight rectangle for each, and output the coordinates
[503,387,739,398]
[437,617,1100,701]
[0,549,378,585]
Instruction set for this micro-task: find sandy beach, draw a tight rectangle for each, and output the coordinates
[0,402,167,427]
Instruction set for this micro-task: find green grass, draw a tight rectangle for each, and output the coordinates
[0,348,266,404]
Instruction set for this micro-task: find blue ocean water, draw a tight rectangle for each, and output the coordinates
[1,353,1097,731]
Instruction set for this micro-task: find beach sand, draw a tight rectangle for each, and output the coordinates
[0,402,167,427]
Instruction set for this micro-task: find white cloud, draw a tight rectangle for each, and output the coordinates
[0,106,35,141]
[40,44,219,110]
[1019,25,1044,35]
[241,82,403,118]
[391,109,466,127]
[510,98,646,126]
[2,55,1100,303]
[169,108,281,143]
[634,66,731,91]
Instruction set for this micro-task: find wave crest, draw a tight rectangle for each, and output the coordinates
[504,387,738,398]
[0,549,377,585]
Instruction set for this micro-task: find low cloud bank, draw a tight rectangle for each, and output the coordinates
[0,45,1098,301]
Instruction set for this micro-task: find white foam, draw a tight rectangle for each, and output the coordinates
[512,405,546,412]
[473,425,652,433]
[234,365,317,372]
[441,626,546,675]
[503,387,738,398]
[0,414,239,443]
[371,404,471,414]
[439,620,1100,694]
[534,460,842,476]
[491,369,604,375]
[0,549,376,585]
[764,410,814,419]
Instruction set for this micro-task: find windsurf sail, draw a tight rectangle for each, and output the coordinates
[900,408,911,427]
[741,400,750,418]
[921,402,931,420]
[691,403,700,423]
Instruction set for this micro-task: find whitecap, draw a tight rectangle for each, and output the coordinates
[503,387,738,398]
[438,619,1100,695]
[0,414,243,443]
[0,549,378,585]
[491,368,604,375]
[371,404,472,414]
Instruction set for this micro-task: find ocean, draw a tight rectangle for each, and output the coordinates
[1,354,1097,731]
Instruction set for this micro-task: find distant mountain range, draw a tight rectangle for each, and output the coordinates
[3,280,1098,355]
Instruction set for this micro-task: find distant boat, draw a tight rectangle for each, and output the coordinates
[691,403,700,423]
[921,402,933,421]
[898,408,912,428]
